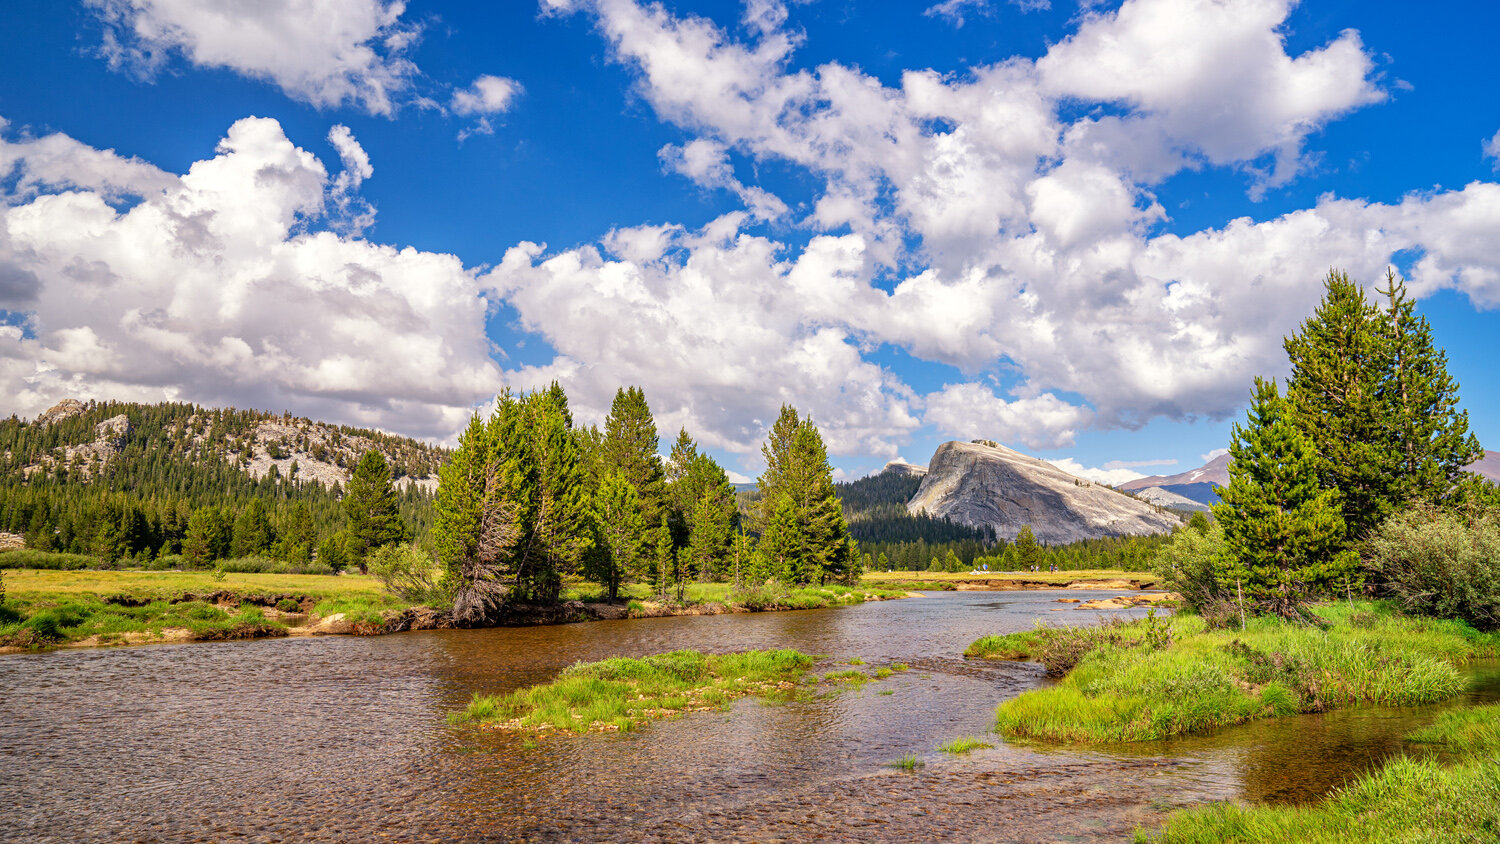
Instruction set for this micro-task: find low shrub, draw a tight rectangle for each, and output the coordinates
[0,550,98,570]
[367,544,450,607]
[1151,522,1233,619]
[1365,503,1500,630]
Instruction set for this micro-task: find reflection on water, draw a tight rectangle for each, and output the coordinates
[0,592,1490,842]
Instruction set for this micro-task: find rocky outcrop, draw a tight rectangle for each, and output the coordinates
[882,459,927,478]
[906,441,1182,544]
[36,399,86,425]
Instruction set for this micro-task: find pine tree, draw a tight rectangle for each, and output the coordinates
[344,450,406,570]
[183,506,225,568]
[755,406,853,584]
[1374,270,1484,507]
[590,471,643,602]
[1213,378,1357,618]
[1014,525,1040,570]
[648,514,675,600]
[602,387,666,523]
[517,385,594,603]
[231,498,273,557]
[1284,270,1389,538]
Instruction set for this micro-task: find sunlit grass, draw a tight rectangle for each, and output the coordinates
[450,648,815,734]
[1136,755,1500,843]
[938,735,994,754]
[986,601,1500,744]
[1407,703,1500,755]
[888,753,924,771]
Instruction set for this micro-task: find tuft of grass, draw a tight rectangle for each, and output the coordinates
[844,657,866,665]
[888,753,925,771]
[451,648,814,734]
[991,601,1500,744]
[891,662,909,672]
[1406,703,1500,755]
[965,630,1045,660]
[938,735,994,754]
[877,689,894,696]
[822,669,869,685]
[873,667,892,679]
[1135,755,1500,843]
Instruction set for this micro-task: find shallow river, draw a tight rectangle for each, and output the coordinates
[2,590,1494,843]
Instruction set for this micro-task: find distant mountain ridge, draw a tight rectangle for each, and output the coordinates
[1117,449,1499,506]
[906,440,1182,544]
[6,398,446,493]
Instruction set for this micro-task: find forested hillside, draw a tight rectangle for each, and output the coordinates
[0,399,444,567]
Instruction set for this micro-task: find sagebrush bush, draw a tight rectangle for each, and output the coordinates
[1366,504,1500,630]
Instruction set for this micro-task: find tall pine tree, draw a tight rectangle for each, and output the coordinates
[344,450,406,571]
[756,406,854,585]
[1214,378,1357,618]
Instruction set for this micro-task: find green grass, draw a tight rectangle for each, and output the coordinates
[938,735,994,754]
[888,753,924,771]
[965,630,1046,660]
[891,662,909,672]
[449,648,815,734]
[1136,754,1500,843]
[1407,703,1500,755]
[822,669,869,685]
[987,601,1500,744]
[0,568,392,647]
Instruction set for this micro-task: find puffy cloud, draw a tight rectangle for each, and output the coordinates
[1045,457,1148,486]
[922,383,1093,449]
[659,138,787,220]
[518,0,1500,455]
[0,118,175,201]
[87,0,422,115]
[1037,0,1384,192]
[484,214,920,459]
[451,74,522,116]
[1201,448,1229,462]
[0,117,497,439]
[1485,129,1500,168]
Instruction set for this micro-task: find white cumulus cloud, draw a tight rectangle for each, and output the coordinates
[0,116,498,439]
[88,0,423,115]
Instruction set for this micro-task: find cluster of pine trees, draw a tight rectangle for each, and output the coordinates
[432,385,855,624]
[1208,270,1493,617]
[861,530,1169,574]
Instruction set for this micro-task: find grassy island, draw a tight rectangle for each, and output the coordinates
[449,648,816,733]
[969,601,1500,744]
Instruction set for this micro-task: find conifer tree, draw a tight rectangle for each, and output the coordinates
[345,450,406,570]
[602,387,666,522]
[1284,270,1388,538]
[590,471,643,601]
[1213,378,1357,618]
[649,514,675,599]
[517,386,593,603]
[1374,270,1483,507]
[1013,525,1040,570]
[755,406,854,584]
[231,497,273,557]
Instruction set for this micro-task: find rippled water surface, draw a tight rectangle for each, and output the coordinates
[1,591,1489,842]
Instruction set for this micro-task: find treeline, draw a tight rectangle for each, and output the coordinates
[420,385,854,623]
[861,531,1170,574]
[1158,270,1500,623]
[834,471,998,545]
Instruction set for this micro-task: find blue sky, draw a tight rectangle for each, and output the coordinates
[0,0,1496,484]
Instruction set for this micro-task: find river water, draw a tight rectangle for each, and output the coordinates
[2,590,1493,843]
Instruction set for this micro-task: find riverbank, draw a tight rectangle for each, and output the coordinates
[1138,704,1500,842]
[861,569,1160,591]
[0,569,912,653]
[969,600,1500,743]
